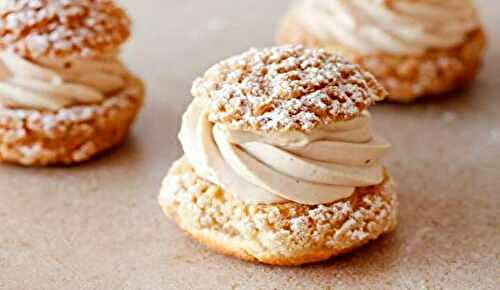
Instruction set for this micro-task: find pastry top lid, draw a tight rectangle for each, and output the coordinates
[192,46,387,133]
[0,0,130,58]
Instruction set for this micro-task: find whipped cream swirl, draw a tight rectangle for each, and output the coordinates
[297,0,480,54]
[0,51,129,110]
[179,98,391,205]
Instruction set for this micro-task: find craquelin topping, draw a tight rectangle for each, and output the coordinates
[192,46,387,132]
[0,0,130,58]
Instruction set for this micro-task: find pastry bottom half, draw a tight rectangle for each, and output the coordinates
[276,13,487,102]
[0,77,144,166]
[159,157,398,266]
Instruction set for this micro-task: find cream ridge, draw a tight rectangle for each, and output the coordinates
[0,51,130,111]
[296,0,480,55]
[177,97,391,205]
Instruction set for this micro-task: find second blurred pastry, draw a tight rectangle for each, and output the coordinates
[277,0,487,102]
[0,0,144,166]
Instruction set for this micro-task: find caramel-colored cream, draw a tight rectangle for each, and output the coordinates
[296,0,480,55]
[0,51,130,110]
[179,98,391,205]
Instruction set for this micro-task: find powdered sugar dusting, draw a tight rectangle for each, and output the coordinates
[0,0,130,58]
[192,46,387,133]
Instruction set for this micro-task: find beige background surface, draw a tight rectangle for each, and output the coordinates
[1,1,499,289]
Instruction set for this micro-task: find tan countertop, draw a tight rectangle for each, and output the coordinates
[1,1,499,289]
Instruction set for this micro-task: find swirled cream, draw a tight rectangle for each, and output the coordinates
[0,51,130,110]
[179,97,391,205]
[296,0,480,54]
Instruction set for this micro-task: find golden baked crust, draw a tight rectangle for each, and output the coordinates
[0,0,130,58]
[192,46,387,133]
[159,158,398,266]
[0,77,143,166]
[276,12,487,102]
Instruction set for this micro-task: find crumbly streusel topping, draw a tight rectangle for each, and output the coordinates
[192,46,387,133]
[0,0,130,58]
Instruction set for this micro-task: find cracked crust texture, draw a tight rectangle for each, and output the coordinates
[0,0,131,58]
[276,12,487,102]
[159,158,398,266]
[192,46,387,133]
[0,77,143,166]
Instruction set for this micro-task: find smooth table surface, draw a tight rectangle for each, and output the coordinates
[1,1,499,289]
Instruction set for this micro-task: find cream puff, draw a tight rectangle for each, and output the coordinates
[277,0,486,102]
[159,46,398,266]
[0,0,144,166]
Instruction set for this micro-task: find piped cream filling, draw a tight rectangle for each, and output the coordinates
[179,98,391,205]
[0,51,130,110]
[296,0,480,55]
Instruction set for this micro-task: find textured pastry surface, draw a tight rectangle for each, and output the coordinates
[160,158,398,266]
[276,6,487,102]
[0,0,130,58]
[192,46,387,132]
